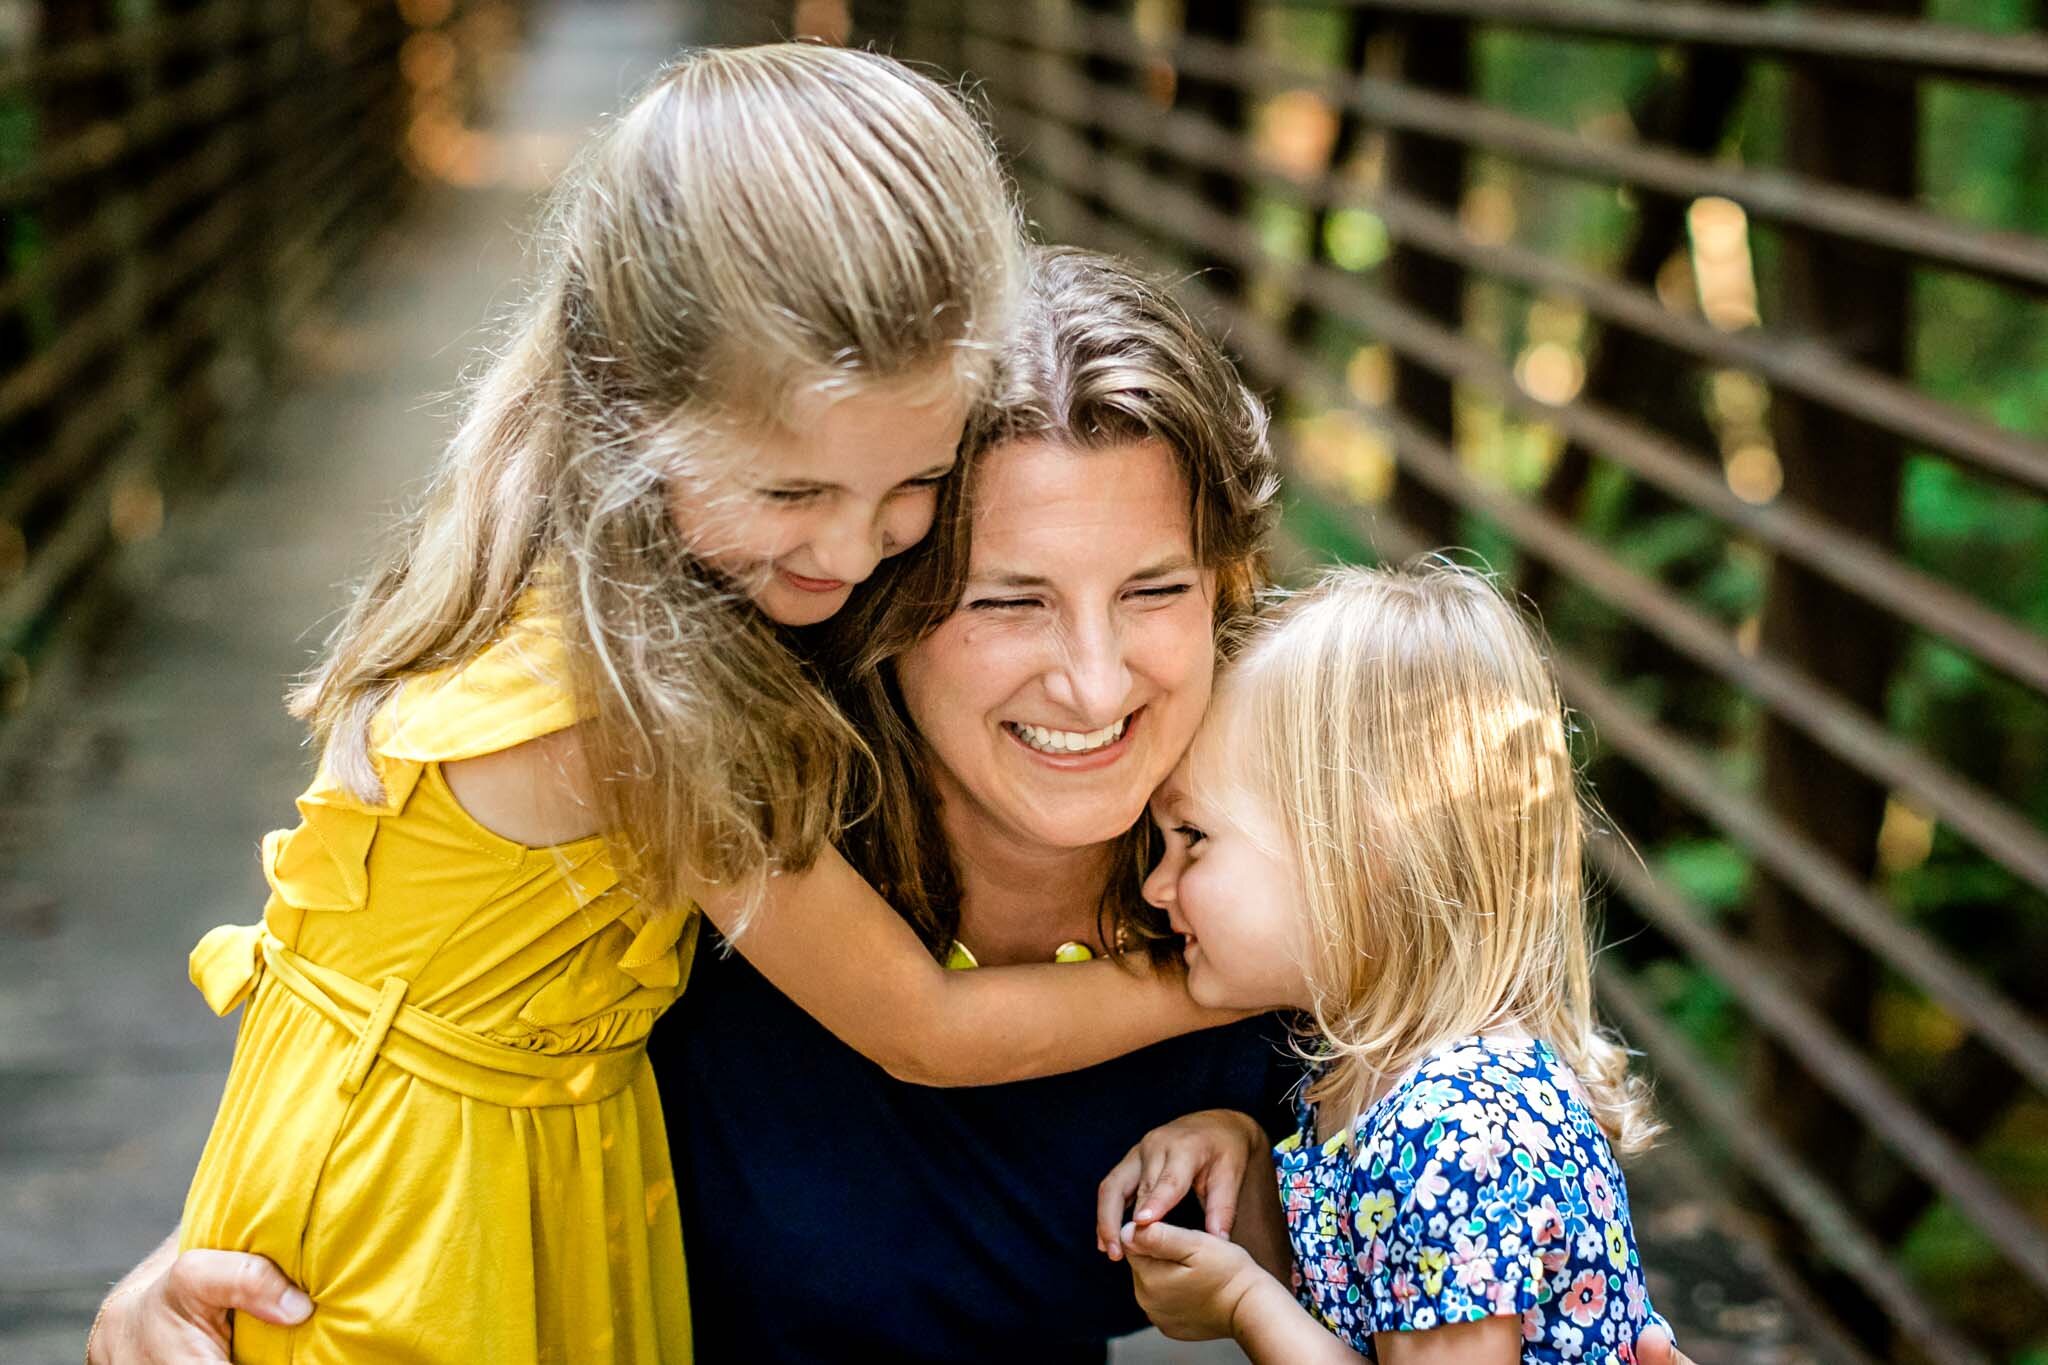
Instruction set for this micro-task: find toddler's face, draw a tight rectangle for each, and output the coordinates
[668,376,968,627]
[1141,714,1313,1012]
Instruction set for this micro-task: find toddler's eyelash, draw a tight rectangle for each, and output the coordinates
[1175,824,1206,846]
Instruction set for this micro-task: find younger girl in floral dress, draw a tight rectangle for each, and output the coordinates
[1096,563,1670,1362]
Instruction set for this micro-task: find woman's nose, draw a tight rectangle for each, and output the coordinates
[1044,617,1132,724]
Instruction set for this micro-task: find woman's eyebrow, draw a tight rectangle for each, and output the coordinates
[966,568,1052,589]
[966,553,1196,590]
[1130,555,1197,579]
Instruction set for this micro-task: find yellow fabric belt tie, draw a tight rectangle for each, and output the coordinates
[190,924,648,1109]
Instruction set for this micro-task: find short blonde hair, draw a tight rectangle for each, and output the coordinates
[295,44,1022,924]
[1214,562,1659,1154]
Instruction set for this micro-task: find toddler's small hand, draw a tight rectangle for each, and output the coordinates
[1120,1219,1270,1343]
[1095,1109,1263,1257]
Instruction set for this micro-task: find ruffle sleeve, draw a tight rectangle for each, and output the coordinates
[189,921,268,1016]
[375,611,580,765]
[616,909,693,990]
[259,606,581,929]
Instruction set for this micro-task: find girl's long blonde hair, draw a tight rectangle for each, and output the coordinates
[1215,562,1659,1154]
[292,44,1022,923]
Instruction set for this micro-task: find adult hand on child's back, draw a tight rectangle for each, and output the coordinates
[1097,1108,1266,1257]
[87,1235,310,1365]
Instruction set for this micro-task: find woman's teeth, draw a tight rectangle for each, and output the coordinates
[1009,717,1128,755]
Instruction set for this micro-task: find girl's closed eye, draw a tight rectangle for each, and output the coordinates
[1173,822,1206,847]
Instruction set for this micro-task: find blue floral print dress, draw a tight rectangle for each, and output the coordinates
[1272,1034,1664,1361]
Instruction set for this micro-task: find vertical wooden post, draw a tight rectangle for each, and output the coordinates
[1284,11,1373,350]
[1748,0,1918,1348]
[155,0,230,482]
[1523,42,1757,849]
[1072,0,1135,237]
[1378,14,1466,549]
[1171,0,1248,299]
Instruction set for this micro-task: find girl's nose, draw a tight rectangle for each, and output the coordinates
[808,512,885,584]
[1141,854,1177,912]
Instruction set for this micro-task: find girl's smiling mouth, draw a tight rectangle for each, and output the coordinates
[778,568,848,593]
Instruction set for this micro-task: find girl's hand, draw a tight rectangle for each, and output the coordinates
[1119,1219,1275,1342]
[1096,1108,1265,1256]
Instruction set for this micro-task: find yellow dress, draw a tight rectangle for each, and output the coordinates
[180,613,694,1363]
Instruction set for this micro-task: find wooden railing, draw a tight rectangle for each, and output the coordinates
[0,0,517,743]
[847,2,2043,1358]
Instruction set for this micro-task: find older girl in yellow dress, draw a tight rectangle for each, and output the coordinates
[170,45,1229,1364]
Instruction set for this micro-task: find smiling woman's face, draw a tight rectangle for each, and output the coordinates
[895,436,1218,854]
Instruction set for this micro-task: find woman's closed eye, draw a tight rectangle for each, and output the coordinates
[1129,582,1193,602]
[967,596,1040,612]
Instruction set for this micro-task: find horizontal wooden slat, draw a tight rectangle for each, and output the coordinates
[971,6,2048,294]
[1276,0,2048,93]
[989,98,2048,903]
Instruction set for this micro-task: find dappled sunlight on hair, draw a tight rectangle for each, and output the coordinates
[1221,562,1661,1155]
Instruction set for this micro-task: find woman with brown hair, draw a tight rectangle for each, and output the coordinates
[95,247,1689,1364]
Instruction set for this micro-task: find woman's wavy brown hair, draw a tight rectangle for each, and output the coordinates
[820,246,1280,962]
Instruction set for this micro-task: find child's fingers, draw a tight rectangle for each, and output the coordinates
[1097,1151,1144,1258]
[1122,1218,1208,1264]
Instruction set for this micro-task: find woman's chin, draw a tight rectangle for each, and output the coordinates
[1006,798,1152,852]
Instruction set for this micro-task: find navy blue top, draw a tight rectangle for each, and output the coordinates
[649,922,1295,1363]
